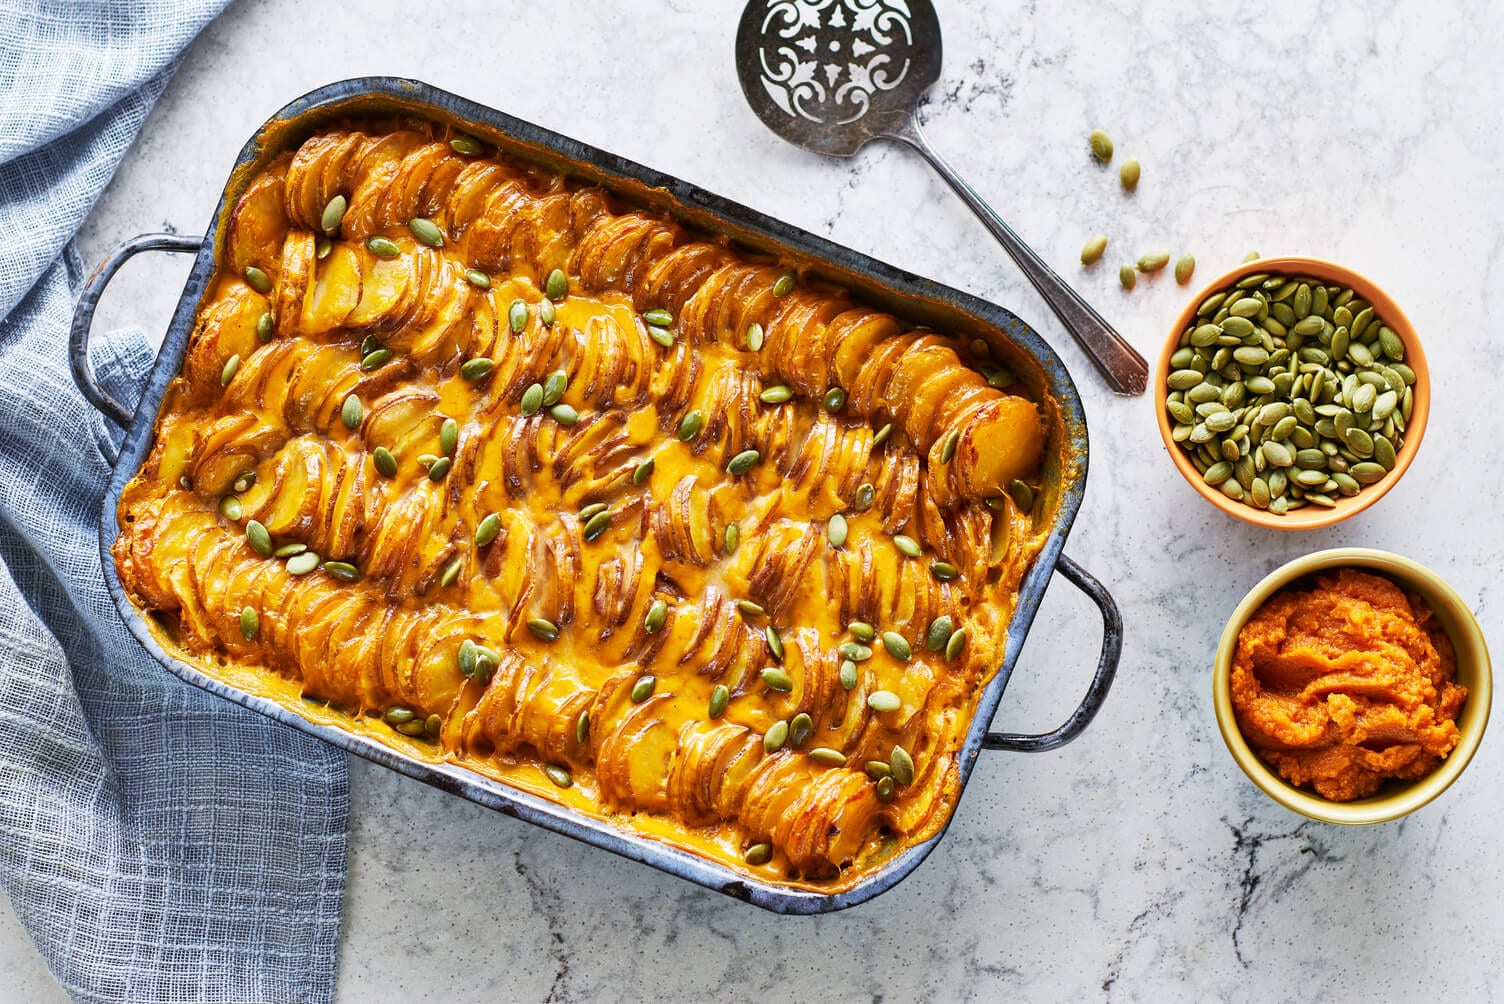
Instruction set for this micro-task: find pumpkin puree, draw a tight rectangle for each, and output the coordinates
[1231,568,1466,802]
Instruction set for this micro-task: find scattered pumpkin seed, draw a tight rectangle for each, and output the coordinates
[709,684,730,718]
[765,625,784,661]
[875,775,896,802]
[427,456,451,481]
[632,457,654,485]
[789,713,813,747]
[245,520,273,557]
[464,268,491,289]
[744,842,773,865]
[582,510,612,541]
[945,627,968,660]
[1120,265,1136,290]
[1089,129,1113,162]
[544,268,568,300]
[544,764,572,788]
[440,418,458,456]
[809,747,847,767]
[848,622,876,642]
[678,410,703,440]
[868,690,901,713]
[724,523,740,553]
[839,660,858,690]
[542,369,568,407]
[239,606,259,640]
[365,237,400,259]
[323,560,360,582]
[866,760,892,781]
[439,557,462,588]
[256,311,274,342]
[726,449,760,475]
[926,615,954,651]
[219,496,243,521]
[320,195,347,235]
[736,599,765,617]
[527,617,560,641]
[871,424,891,448]
[838,642,873,661]
[881,631,912,661]
[341,394,362,429]
[408,218,444,247]
[648,325,675,348]
[826,513,848,548]
[450,134,483,156]
[854,482,876,511]
[520,382,544,414]
[371,446,397,478]
[761,667,793,693]
[823,387,847,413]
[220,354,240,387]
[644,599,668,633]
[763,720,789,753]
[1080,234,1108,265]
[930,561,959,581]
[893,534,921,558]
[1174,254,1196,285]
[759,385,793,404]
[1137,251,1170,273]
[273,542,306,558]
[746,323,765,351]
[1008,479,1036,512]
[643,308,673,326]
[508,299,528,332]
[579,502,608,521]
[244,266,272,293]
[459,357,495,380]
[631,675,656,703]
[315,238,331,260]
[473,513,502,549]
[1119,158,1140,190]
[890,745,915,785]
[772,272,795,296]
[384,707,414,726]
[550,403,580,425]
[286,551,319,575]
[938,430,959,464]
[539,299,556,326]
[360,348,392,371]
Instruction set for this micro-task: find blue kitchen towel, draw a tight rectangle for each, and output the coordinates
[0,3,350,1002]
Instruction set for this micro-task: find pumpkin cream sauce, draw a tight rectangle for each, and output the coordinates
[1231,568,1465,802]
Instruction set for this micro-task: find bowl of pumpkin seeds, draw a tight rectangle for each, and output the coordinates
[1154,257,1429,528]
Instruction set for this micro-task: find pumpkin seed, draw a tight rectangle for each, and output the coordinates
[439,417,458,456]
[426,713,443,737]
[245,520,273,557]
[286,551,319,575]
[677,410,703,440]
[579,502,609,521]
[759,385,793,404]
[464,268,491,289]
[545,765,572,788]
[930,561,959,581]
[256,311,274,342]
[544,268,568,300]
[761,667,793,693]
[427,457,451,482]
[765,625,784,661]
[574,711,590,744]
[789,713,813,747]
[848,621,876,642]
[736,599,765,617]
[893,535,921,558]
[582,510,612,541]
[339,394,362,430]
[744,842,773,865]
[316,239,331,260]
[1008,479,1036,512]
[938,430,959,464]
[726,449,760,475]
[243,266,272,293]
[643,308,673,327]
[724,523,740,553]
[384,707,414,726]
[881,631,912,661]
[1119,159,1140,190]
[644,599,668,633]
[457,639,478,678]
[1088,129,1113,162]
[550,404,580,425]
[809,747,847,767]
[764,720,789,753]
[890,745,915,785]
[539,299,556,326]
[1120,265,1136,290]
[360,348,392,372]
[508,299,528,332]
[365,237,400,259]
[709,684,730,718]
[1174,254,1196,285]
[868,690,901,713]
[324,560,360,582]
[823,387,847,413]
[875,776,896,803]
[219,495,243,521]
[320,195,347,235]
[461,357,495,381]
[520,382,544,415]
[527,617,560,641]
[866,760,893,781]
[445,129,488,155]
[542,369,568,407]
[746,323,765,351]
[926,615,954,651]
[393,720,427,737]
[274,542,306,558]
[772,272,795,296]
[631,675,656,703]
[473,513,502,548]
[632,457,654,485]
[220,354,240,387]
[408,218,444,247]
[871,424,892,448]
[1137,252,1170,273]
[648,325,675,348]
[854,482,876,511]
[239,606,259,640]
[838,642,873,661]
[945,627,967,660]
[839,660,858,690]
[826,513,848,548]
[1080,235,1108,265]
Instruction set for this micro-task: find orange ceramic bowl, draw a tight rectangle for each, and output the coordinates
[1154,257,1430,530]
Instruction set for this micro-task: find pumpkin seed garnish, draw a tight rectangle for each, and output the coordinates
[316,239,331,260]
[745,322,765,351]
[930,561,959,581]
[1119,158,1140,190]
[464,268,491,289]
[854,483,876,511]
[239,606,259,640]
[892,534,921,558]
[1080,234,1108,265]
[865,760,892,781]
[439,557,462,588]
[569,710,588,745]
[726,449,760,475]
[765,625,784,661]
[644,599,668,633]
[890,744,915,785]
[256,311,274,342]
[457,639,478,678]
[848,621,876,642]
[744,842,773,865]
[384,707,415,726]
[789,712,813,747]
[372,446,398,477]
[527,617,560,641]
[544,268,568,300]
[408,218,445,247]
[926,616,954,651]
[736,599,764,617]
[425,714,442,738]
[648,325,675,348]
[823,387,847,413]
[220,354,240,387]
[826,513,848,548]
[542,369,568,407]
[360,348,392,371]
[881,631,912,661]
[1119,265,1136,290]
[393,719,427,737]
[341,394,362,429]
[427,456,451,481]
[1007,479,1035,512]
[508,299,528,333]
[938,430,959,464]
[643,308,673,327]
[243,265,272,293]
[763,720,789,753]
[1174,254,1196,285]
[839,659,858,690]
[231,471,256,494]
[772,272,795,296]
[631,675,656,703]
[678,410,703,440]
[450,134,483,156]
[323,560,360,582]
[758,385,793,404]
[761,667,793,693]
[365,237,400,259]
[945,627,967,660]
[875,775,896,803]
[838,641,873,661]
[871,424,891,448]
[520,382,544,415]
[539,299,556,326]
[474,512,502,547]
[809,747,847,767]
[544,764,572,788]
[439,417,458,456]
[286,552,319,575]
[273,543,306,558]
[582,510,612,541]
[632,457,655,485]
[1137,251,1170,273]
[867,690,901,713]
[219,496,244,521]
[579,502,609,521]
[320,195,347,235]
[245,520,273,557]
[724,523,740,553]
[708,684,730,719]
[1089,129,1113,162]
[550,403,580,425]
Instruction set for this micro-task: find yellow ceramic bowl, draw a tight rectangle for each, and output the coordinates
[1213,547,1491,824]
[1155,257,1430,530]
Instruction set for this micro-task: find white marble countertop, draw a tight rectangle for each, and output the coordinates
[5,0,1502,999]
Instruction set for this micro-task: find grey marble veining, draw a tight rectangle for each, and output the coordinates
[7,0,1504,999]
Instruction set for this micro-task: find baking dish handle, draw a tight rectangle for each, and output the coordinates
[982,553,1122,753]
[70,232,203,434]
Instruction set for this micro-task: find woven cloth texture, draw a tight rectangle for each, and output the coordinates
[0,3,350,1000]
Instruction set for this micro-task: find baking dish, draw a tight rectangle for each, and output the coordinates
[70,77,1120,913]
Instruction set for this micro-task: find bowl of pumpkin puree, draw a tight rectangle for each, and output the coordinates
[1214,547,1491,824]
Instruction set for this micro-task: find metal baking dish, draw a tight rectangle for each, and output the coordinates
[71,77,1122,914]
